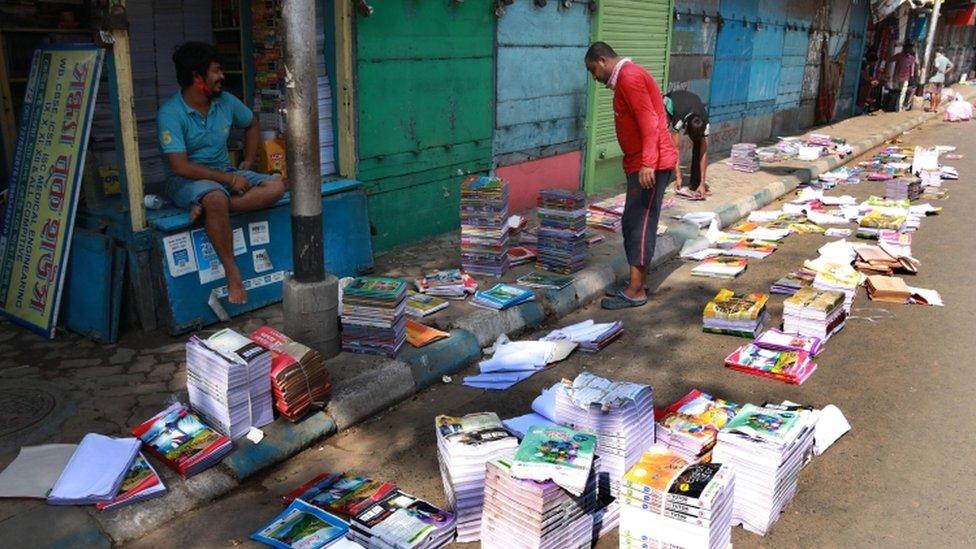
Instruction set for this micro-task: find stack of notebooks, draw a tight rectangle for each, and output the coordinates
[712,404,816,535]
[461,176,510,277]
[471,283,535,310]
[185,329,274,439]
[885,177,921,201]
[283,471,396,520]
[536,189,588,274]
[435,413,519,542]
[716,238,777,259]
[481,454,598,549]
[405,291,449,318]
[770,269,816,295]
[251,500,349,549]
[619,446,735,549]
[508,245,538,267]
[807,133,833,147]
[865,275,911,303]
[552,373,654,497]
[95,453,166,511]
[249,327,331,422]
[510,425,597,497]
[543,319,624,352]
[731,143,760,172]
[702,289,769,338]
[812,266,861,313]
[857,210,907,238]
[341,277,408,357]
[587,193,625,233]
[415,269,478,300]
[132,402,233,477]
[724,343,818,384]
[45,434,142,506]
[655,390,740,461]
[691,257,748,279]
[783,288,847,341]
[348,488,457,548]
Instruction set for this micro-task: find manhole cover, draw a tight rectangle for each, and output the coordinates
[0,387,57,437]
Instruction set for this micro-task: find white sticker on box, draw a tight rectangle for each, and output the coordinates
[162,231,198,277]
[214,270,288,298]
[252,249,273,273]
[249,221,270,246]
[191,228,225,284]
[233,227,247,256]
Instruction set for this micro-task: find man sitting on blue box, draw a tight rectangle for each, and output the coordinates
[158,42,285,304]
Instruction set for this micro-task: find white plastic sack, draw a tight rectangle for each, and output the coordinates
[944,97,973,122]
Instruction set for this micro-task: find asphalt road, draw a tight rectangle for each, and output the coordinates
[131,116,976,549]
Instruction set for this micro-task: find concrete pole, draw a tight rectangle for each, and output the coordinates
[281,0,341,358]
[920,0,944,84]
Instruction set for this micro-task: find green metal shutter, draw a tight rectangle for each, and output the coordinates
[584,0,675,193]
[355,1,495,252]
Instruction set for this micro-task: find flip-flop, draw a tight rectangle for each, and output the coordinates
[601,293,648,310]
[605,281,651,296]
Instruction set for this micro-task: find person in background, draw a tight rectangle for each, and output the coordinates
[663,90,710,200]
[889,43,917,112]
[928,46,955,112]
[584,42,677,310]
[158,42,286,305]
[858,50,881,115]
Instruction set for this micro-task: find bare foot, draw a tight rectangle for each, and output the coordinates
[189,204,203,223]
[228,278,247,305]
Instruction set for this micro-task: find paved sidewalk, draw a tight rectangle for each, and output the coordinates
[0,85,971,546]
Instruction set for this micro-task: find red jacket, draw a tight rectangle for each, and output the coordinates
[613,63,678,174]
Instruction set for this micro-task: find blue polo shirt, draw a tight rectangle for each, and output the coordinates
[157,91,254,176]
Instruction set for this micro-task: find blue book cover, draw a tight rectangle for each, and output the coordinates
[252,499,349,549]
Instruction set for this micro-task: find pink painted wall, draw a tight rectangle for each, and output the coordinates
[496,151,583,212]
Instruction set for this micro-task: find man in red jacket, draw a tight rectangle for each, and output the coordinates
[585,42,678,309]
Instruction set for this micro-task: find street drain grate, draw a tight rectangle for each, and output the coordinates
[0,387,57,438]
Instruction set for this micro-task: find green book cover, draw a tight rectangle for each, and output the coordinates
[722,403,801,443]
[513,425,595,472]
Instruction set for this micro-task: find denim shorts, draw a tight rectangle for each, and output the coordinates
[165,169,276,209]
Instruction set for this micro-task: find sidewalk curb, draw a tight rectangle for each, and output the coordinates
[87,102,954,546]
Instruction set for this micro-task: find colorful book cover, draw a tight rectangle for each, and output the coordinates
[405,319,449,347]
[131,403,230,476]
[286,472,396,519]
[513,425,595,471]
[516,271,575,289]
[344,277,406,299]
[721,403,802,443]
[251,499,349,549]
[622,446,691,492]
[703,289,767,321]
[95,453,165,511]
[436,412,514,447]
[668,463,723,498]
[656,390,740,446]
[405,292,448,316]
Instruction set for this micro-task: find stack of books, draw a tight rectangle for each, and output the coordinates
[435,413,519,542]
[857,210,907,238]
[510,425,597,497]
[808,133,833,147]
[770,269,816,295]
[865,275,911,303]
[619,446,735,549]
[132,402,233,477]
[885,177,921,201]
[405,291,449,318]
[471,283,535,310]
[507,245,537,267]
[587,193,625,233]
[712,404,816,535]
[95,453,166,511]
[718,239,777,259]
[415,269,478,300]
[552,373,654,497]
[543,319,624,352]
[185,329,274,439]
[812,265,861,312]
[691,256,748,279]
[252,500,348,549]
[724,343,818,384]
[754,328,823,356]
[536,189,588,274]
[284,472,396,519]
[249,327,331,422]
[341,277,408,357]
[348,488,457,548]
[481,454,598,549]
[783,288,847,341]
[655,390,740,461]
[461,176,510,277]
[731,143,760,172]
[702,289,769,338]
